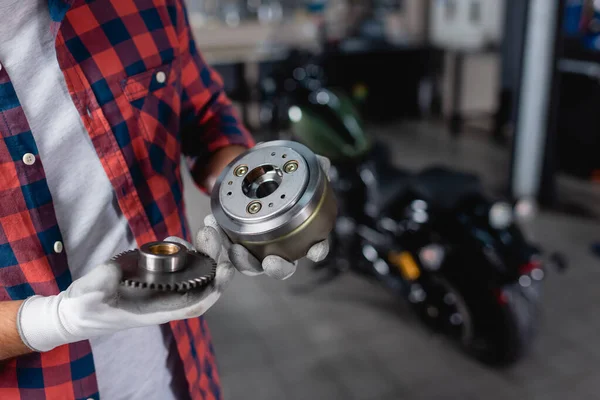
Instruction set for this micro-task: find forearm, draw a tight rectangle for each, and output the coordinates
[179,7,254,192]
[194,145,248,193]
[0,300,32,361]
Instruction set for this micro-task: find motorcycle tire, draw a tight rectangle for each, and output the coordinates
[442,273,542,367]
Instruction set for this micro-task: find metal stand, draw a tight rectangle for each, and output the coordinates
[509,0,565,203]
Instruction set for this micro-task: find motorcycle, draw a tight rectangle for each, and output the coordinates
[259,50,566,366]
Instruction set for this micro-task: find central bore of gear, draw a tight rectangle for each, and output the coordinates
[148,243,180,255]
[242,165,283,199]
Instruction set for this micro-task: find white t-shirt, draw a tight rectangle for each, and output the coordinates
[0,1,180,398]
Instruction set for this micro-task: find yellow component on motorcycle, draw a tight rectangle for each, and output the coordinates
[388,251,421,281]
[352,83,369,102]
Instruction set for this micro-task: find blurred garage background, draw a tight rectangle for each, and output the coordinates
[182,1,600,399]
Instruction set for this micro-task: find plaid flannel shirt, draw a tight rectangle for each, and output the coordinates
[0,0,254,399]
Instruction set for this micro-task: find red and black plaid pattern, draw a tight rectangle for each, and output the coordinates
[0,0,254,398]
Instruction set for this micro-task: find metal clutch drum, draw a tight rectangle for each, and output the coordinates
[114,241,216,291]
[211,140,338,262]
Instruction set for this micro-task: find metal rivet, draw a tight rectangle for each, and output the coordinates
[234,165,248,177]
[156,71,167,84]
[247,201,262,214]
[283,161,298,173]
[22,153,36,166]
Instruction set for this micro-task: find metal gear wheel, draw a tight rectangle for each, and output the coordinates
[113,241,217,292]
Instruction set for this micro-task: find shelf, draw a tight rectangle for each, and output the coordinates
[189,15,320,64]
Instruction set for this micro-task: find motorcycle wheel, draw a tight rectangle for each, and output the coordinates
[478,282,540,366]
[441,273,541,366]
[408,276,474,347]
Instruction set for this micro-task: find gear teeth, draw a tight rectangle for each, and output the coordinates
[111,249,137,261]
[115,248,216,292]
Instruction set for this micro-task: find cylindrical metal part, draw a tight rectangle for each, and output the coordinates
[115,241,216,292]
[139,242,188,272]
[211,140,337,262]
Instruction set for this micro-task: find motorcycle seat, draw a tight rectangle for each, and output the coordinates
[379,170,411,210]
[370,162,411,213]
[411,166,482,210]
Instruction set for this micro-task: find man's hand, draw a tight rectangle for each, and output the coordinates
[17,229,233,353]
[16,151,331,353]
[201,155,332,280]
[197,145,248,193]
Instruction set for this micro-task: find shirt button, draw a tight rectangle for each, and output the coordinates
[22,153,36,165]
[155,71,166,84]
[53,241,63,254]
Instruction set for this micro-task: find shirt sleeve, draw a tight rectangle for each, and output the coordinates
[178,1,255,192]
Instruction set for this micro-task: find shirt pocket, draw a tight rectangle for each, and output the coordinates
[121,62,182,161]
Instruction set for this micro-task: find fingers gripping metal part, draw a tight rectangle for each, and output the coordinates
[114,241,216,292]
[211,140,338,262]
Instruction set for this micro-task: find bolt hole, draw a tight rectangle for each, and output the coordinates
[228,181,233,185]
[282,154,287,159]
[269,203,274,207]
[227,192,232,196]
[281,194,286,199]
[271,152,276,156]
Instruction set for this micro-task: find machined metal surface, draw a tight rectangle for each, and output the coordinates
[114,241,216,291]
[211,140,337,261]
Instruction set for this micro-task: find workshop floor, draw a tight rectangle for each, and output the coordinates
[183,121,600,400]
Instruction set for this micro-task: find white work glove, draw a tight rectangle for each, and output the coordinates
[17,231,232,353]
[202,155,332,281]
